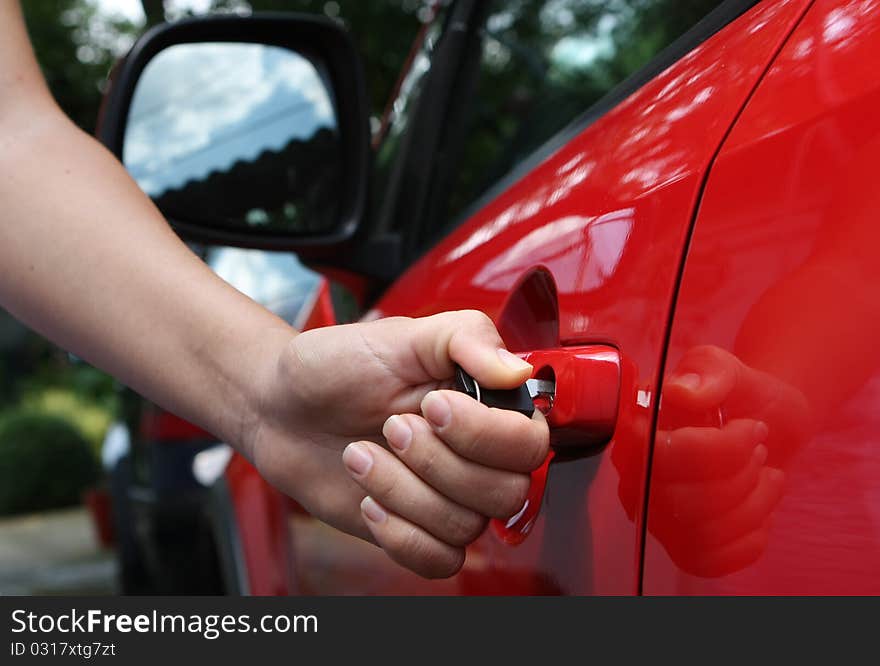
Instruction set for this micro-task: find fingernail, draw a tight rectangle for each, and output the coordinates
[753,421,769,442]
[422,392,452,428]
[343,442,373,477]
[671,373,701,391]
[361,496,387,524]
[383,415,412,452]
[497,348,532,373]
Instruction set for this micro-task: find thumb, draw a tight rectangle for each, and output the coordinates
[411,310,533,389]
[664,344,742,410]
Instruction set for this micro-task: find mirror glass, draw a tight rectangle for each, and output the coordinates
[123,42,341,234]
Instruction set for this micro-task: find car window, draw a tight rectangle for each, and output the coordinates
[433,0,729,236]
[370,5,451,230]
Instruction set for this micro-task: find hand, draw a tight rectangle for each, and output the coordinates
[244,311,550,578]
[650,418,785,577]
[662,345,811,467]
[646,345,809,577]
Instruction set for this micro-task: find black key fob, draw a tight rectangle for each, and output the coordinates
[453,365,534,416]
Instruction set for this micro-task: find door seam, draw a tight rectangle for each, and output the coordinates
[635,0,817,595]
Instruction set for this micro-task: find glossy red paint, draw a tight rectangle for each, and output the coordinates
[225,276,339,595]
[337,0,814,595]
[298,277,337,331]
[644,0,880,594]
[225,454,293,596]
[521,345,620,448]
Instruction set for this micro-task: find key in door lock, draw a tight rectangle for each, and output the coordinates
[453,345,621,449]
[453,365,555,416]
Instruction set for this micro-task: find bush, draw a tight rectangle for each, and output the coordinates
[20,387,115,457]
[0,411,100,516]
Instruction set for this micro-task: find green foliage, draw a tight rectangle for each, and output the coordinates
[22,0,139,132]
[23,0,431,130]
[160,0,433,118]
[441,0,724,219]
[19,386,117,458]
[0,411,101,516]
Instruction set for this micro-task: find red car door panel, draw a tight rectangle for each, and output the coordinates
[644,0,880,594]
[360,0,812,594]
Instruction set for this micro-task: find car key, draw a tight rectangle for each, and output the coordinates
[453,364,555,416]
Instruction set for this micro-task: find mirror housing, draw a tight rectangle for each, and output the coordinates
[97,13,370,256]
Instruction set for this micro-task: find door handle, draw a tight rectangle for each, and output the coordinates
[456,345,620,449]
[521,345,620,449]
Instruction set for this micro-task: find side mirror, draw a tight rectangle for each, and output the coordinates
[98,13,370,254]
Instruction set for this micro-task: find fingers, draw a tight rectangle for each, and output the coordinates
[685,467,785,548]
[659,444,768,524]
[411,310,533,389]
[420,390,549,472]
[659,468,784,577]
[342,441,487,546]
[671,523,771,578]
[654,418,768,483]
[664,344,743,410]
[383,413,534,519]
[359,496,466,579]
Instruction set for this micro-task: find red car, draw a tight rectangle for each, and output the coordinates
[98,0,880,595]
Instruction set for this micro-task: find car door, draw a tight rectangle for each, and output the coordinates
[285,0,815,595]
[643,0,880,594]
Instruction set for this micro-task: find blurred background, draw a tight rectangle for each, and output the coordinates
[0,0,431,595]
[3,0,719,595]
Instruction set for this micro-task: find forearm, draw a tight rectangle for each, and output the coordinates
[0,106,296,453]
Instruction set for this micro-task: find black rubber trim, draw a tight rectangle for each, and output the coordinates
[207,476,249,596]
[372,0,484,267]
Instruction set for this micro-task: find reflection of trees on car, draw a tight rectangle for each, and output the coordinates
[153,128,341,233]
[444,0,724,221]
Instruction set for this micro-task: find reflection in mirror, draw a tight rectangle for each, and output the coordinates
[124,43,341,234]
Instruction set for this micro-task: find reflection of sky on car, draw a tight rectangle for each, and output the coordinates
[206,247,320,328]
[123,43,336,197]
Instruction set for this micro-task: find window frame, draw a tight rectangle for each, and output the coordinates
[397,0,762,261]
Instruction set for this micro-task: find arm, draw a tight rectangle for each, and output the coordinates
[0,1,284,450]
[0,2,549,578]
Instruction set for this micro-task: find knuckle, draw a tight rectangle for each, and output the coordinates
[386,523,428,570]
[526,422,550,469]
[391,524,463,579]
[462,309,493,328]
[507,415,548,471]
[445,510,487,547]
[416,444,441,481]
[398,523,424,557]
[456,411,491,460]
[371,463,401,504]
[407,416,445,480]
[488,474,531,518]
[423,546,466,579]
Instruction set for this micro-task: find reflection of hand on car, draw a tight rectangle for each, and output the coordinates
[650,418,784,577]
[646,345,809,577]
[247,310,550,578]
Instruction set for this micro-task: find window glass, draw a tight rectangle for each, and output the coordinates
[370,6,450,227]
[443,0,726,222]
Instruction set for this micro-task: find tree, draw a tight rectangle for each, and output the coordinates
[22,0,140,133]
[141,0,435,118]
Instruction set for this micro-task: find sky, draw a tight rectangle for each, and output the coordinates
[93,0,145,22]
[93,0,219,24]
[123,42,335,196]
